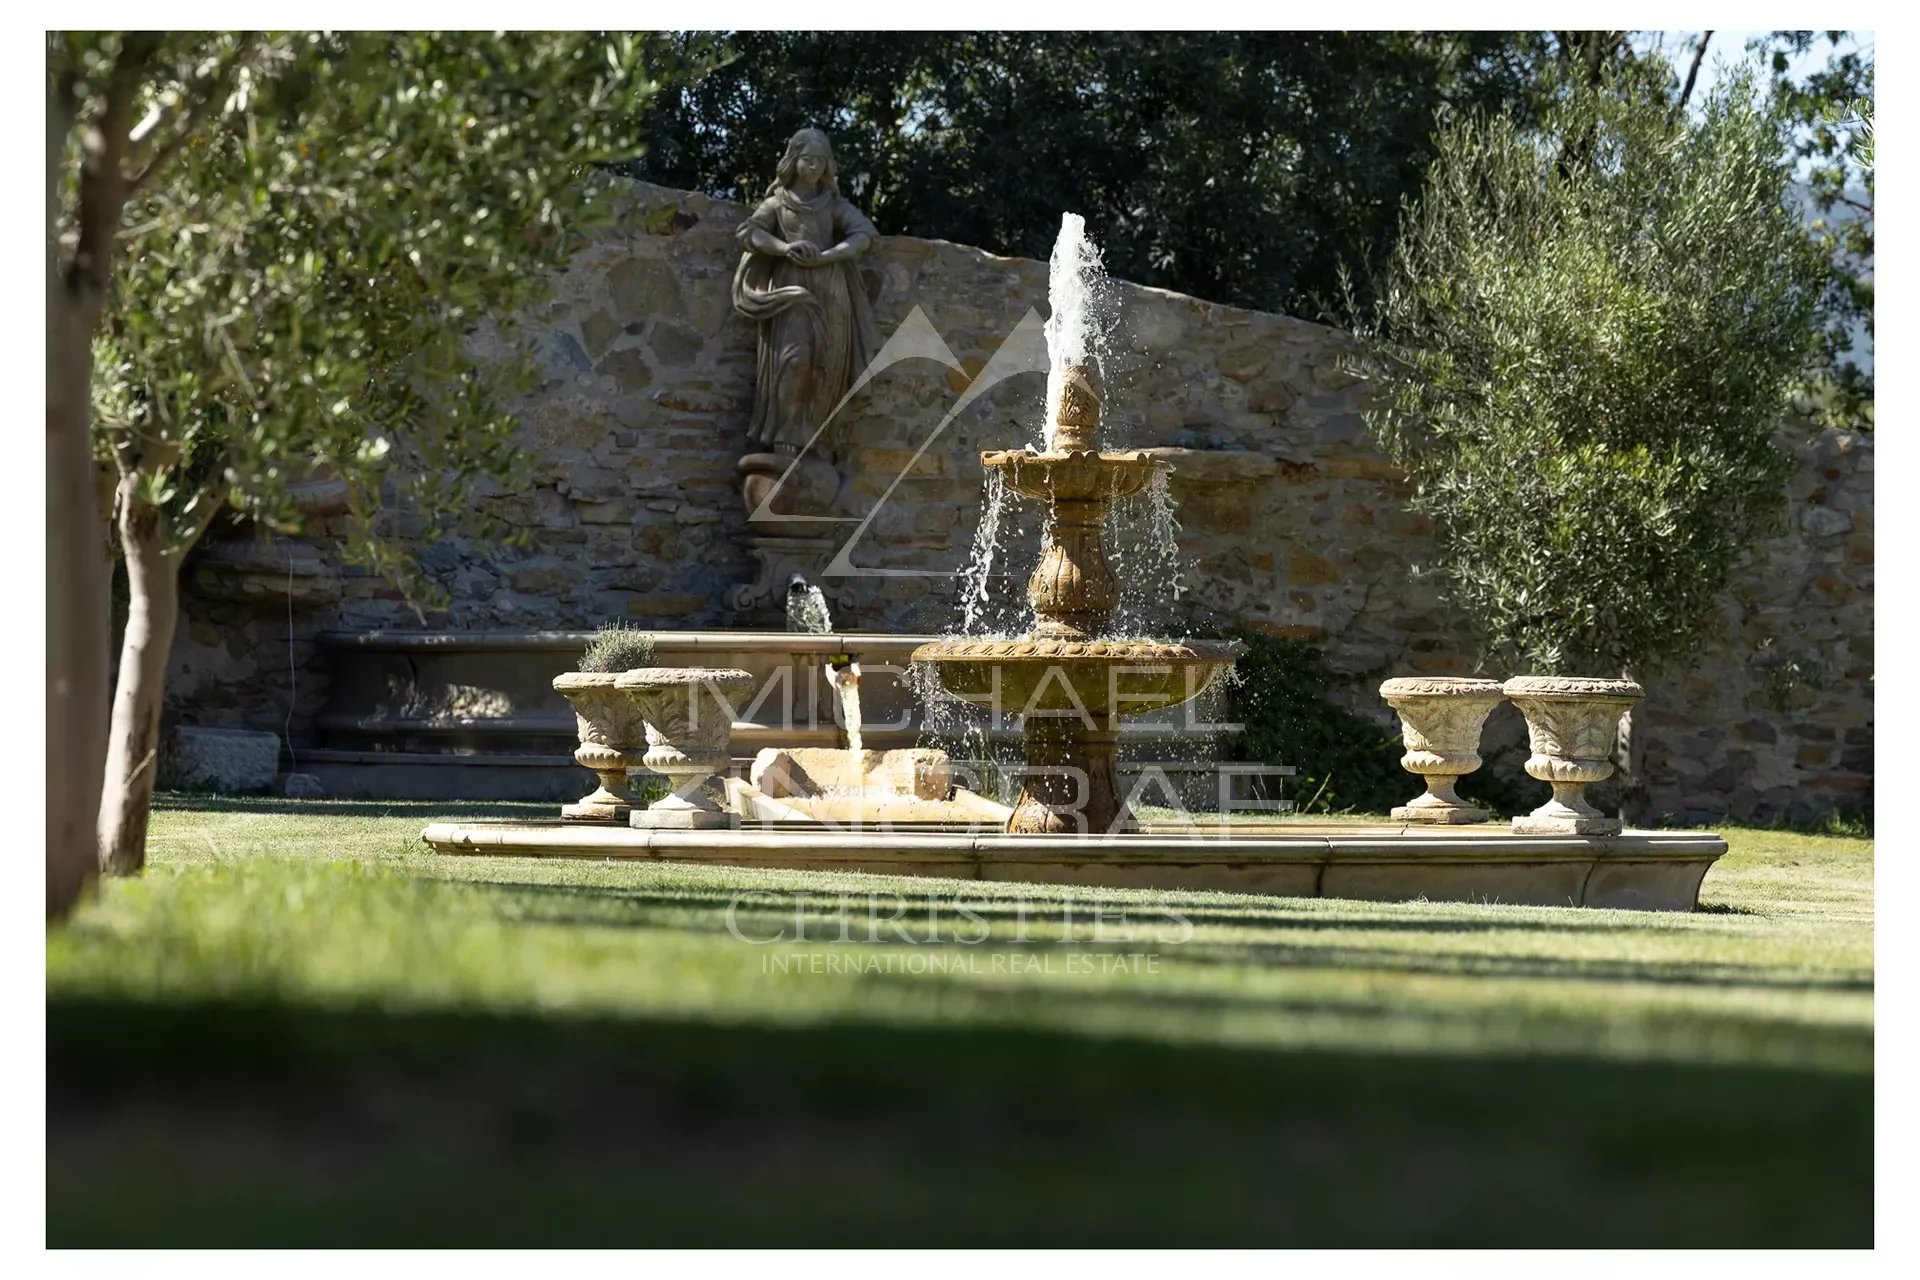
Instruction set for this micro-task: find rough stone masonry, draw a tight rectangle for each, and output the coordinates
[163,177,1872,824]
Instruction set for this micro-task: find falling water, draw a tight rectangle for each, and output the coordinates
[839,672,866,756]
[1106,471,1191,638]
[786,581,834,635]
[908,658,1017,807]
[1042,213,1117,450]
[959,470,1009,636]
[949,468,1042,641]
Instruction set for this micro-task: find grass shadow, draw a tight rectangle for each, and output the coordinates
[154,793,548,821]
[47,993,1871,1248]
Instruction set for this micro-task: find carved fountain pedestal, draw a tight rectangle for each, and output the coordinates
[913,362,1235,834]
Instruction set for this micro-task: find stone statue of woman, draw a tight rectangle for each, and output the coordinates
[732,128,882,455]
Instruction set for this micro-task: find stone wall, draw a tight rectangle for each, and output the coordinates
[164,177,1873,822]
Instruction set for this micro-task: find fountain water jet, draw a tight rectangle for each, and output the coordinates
[914,219,1235,833]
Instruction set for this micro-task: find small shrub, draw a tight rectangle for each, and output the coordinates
[578,623,658,674]
[1222,632,1406,815]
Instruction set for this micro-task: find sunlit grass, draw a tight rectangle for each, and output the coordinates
[47,797,1873,1246]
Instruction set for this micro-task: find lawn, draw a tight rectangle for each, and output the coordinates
[47,797,1873,1247]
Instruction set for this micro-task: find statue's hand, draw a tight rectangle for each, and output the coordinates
[785,240,823,265]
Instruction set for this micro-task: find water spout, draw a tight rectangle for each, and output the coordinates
[1042,213,1116,451]
[784,573,834,635]
[828,659,865,763]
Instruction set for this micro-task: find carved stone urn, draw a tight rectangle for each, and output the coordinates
[551,672,650,822]
[1503,676,1645,836]
[616,667,757,829]
[1378,677,1506,824]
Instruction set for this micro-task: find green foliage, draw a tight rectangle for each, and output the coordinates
[578,623,658,674]
[1752,32,1873,426]
[69,32,680,602]
[631,32,1561,318]
[1355,67,1824,677]
[1221,633,1406,815]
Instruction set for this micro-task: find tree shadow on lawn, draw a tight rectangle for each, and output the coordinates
[47,994,1870,1248]
[465,879,1869,994]
[154,793,547,821]
[467,876,1712,936]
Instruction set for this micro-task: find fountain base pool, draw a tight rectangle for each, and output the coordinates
[419,819,1726,911]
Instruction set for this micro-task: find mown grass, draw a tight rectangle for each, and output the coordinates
[47,796,1873,1247]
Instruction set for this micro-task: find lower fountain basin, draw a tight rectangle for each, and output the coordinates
[912,637,1236,714]
[419,820,1728,912]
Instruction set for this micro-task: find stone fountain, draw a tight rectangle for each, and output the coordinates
[421,208,1730,913]
[911,358,1235,834]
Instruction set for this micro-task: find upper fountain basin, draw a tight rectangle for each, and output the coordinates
[981,448,1163,503]
[912,637,1237,715]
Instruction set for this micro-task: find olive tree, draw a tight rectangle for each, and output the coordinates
[48,33,240,916]
[53,32,678,890]
[1354,65,1825,814]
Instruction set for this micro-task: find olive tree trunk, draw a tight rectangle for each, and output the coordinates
[46,70,111,917]
[46,280,110,914]
[97,496,183,876]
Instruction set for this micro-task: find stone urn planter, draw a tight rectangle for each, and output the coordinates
[1502,676,1645,835]
[1378,677,1506,824]
[616,667,757,829]
[552,672,651,822]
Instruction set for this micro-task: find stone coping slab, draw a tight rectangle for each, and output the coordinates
[420,821,1727,911]
[319,629,942,654]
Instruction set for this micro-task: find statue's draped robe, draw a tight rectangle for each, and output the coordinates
[732,188,881,453]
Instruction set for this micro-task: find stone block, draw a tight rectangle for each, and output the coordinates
[1216,344,1271,382]
[595,348,654,388]
[579,309,619,359]
[1511,813,1622,836]
[650,322,706,367]
[1802,506,1853,538]
[654,384,737,413]
[609,258,683,322]
[1284,546,1340,586]
[751,747,953,801]
[541,331,593,376]
[161,727,281,794]
[627,593,711,619]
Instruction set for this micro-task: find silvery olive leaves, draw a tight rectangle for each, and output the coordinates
[1354,66,1825,678]
[71,32,683,608]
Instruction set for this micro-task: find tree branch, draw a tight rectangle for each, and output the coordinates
[171,477,228,554]
[125,33,258,197]
[1679,31,1714,108]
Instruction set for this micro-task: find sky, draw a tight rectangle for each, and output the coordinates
[1644,29,1872,120]
[1639,31,1873,372]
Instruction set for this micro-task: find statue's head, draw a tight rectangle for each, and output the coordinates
[774,128,837,195]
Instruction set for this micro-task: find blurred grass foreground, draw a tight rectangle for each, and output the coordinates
[47,798,1872,1246]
